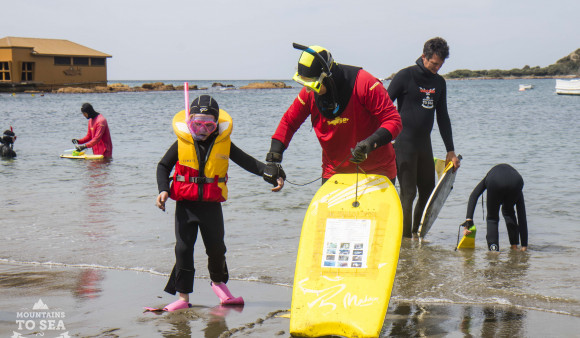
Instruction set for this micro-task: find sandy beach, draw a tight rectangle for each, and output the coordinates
[2,262,579,337]
[0,262,292,337]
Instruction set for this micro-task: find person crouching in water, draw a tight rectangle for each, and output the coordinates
[461,164,528,251]
[72,103,113,158]
[0,128,17,159]
[155,95,285,311]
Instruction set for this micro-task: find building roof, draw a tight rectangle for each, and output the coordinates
[0,36,111,57]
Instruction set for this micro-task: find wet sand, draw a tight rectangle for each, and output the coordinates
[1,262,579,337]
[0,263,291,337]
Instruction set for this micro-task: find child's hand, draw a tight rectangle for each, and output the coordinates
[156,191,169,211]
[271,177,284,192]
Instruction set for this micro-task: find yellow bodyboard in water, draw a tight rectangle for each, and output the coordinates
[457,225,476,249]
[290,174,403,337]
[60,152,104,160]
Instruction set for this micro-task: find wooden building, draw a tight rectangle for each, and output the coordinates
[0,36,112,92]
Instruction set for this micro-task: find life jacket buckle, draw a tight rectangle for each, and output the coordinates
[175,175,226,183]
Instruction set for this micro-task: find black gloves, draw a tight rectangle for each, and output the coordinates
[349,128,393,164]
[263,139,287,186]
[263,157,286,186]
[461,220,474,228]
[72,139,79,144]
[350,139,373,164]
[75,145,87,151]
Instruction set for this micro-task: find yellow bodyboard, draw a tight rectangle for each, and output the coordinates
[457,225,476,249]
[60,151,104,160]
[290,174,403,337]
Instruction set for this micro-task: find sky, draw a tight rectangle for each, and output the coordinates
[3,0,580,80]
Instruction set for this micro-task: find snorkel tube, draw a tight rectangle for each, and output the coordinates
[292,43,340,118]
[184,82,190,122]
[292,43,334,77]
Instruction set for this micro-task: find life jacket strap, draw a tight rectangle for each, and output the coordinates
[175,175,227,183]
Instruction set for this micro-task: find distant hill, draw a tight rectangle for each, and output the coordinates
[444,48,580,79]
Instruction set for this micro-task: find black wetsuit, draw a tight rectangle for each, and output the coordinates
[387,57,455,237]
[157,139,265,295]
[466,164,527,251]
[0,139,16,158]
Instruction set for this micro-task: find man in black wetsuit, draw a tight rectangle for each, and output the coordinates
[461,164,528,251]
[387,37,460,238]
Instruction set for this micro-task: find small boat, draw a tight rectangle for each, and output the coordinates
[556,79,580,95]
[518,84,534,91]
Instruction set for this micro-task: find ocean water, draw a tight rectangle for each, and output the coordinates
[1,78,579,324]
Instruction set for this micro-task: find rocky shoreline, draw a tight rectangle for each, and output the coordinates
[444,74,580,81]
[49,81,292,94]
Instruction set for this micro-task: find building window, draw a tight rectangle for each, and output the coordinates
[21,62,33,81]
[55,57,71,65]
[91,58,105,66]
[0,62,10,81]
[73,57,89,66]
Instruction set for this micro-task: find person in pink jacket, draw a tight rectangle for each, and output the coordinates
[73,103,113,158]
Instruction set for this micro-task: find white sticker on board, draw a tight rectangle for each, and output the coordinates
[321,218,371,268]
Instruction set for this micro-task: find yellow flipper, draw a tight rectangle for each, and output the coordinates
[457,225,476,249]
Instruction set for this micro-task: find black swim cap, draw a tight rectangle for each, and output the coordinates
[81,103,99,118]
[190,95,219,120]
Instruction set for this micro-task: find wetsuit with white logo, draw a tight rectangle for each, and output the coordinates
[466,164,528,251]
[387,57,455,237]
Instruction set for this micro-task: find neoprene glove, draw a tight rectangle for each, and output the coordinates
[263,162,286,186]
[75,145,87,151]
[350,139,373,164]
[461,220,474,228]
[72,139,79,144]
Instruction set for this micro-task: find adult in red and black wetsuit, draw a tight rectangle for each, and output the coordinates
[461,164,528,251]
[265,44,402,185]
[387,37,460,238]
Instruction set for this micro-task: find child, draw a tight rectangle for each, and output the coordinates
[0,128,17,158]
[461,164,527,252]
[154,95,285,311]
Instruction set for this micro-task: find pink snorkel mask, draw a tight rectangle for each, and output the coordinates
[188,115,217,141]
[184,84,219,141]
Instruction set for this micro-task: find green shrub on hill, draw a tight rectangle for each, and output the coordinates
[445,48,580,78]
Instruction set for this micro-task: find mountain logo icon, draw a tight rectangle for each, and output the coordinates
[32,299,49,310]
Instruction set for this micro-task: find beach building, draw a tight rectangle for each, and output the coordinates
[0,36,111,92]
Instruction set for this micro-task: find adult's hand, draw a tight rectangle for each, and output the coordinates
[446,151,461,171]
[350,139,373,163]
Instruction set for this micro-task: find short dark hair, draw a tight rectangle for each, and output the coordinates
[423,37,449,60]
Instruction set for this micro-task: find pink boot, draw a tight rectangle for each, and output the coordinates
[211,282,244,305]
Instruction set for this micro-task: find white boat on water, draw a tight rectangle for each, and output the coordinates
[555,79,580,95]
[519,84,534,91]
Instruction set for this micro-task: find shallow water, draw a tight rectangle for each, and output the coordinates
[1,78,579,323]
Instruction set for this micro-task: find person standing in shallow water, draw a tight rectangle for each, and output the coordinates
[265,43,402,186]
[0,128,17,158]
[387,37,460,238]
[72,103,113,158]
[155,95,284,311]
[461,164,528,252]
